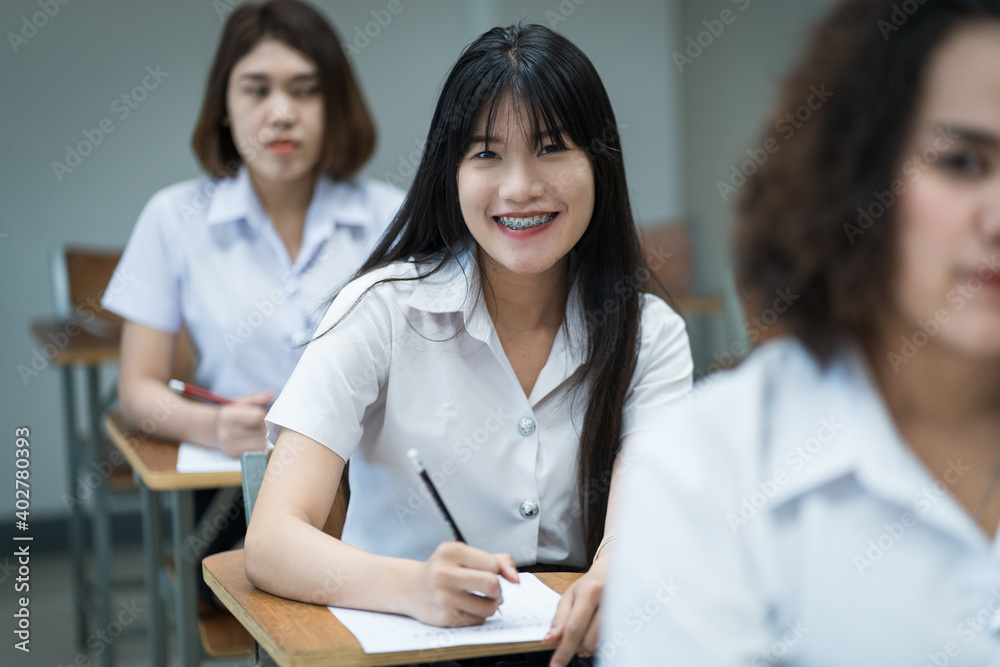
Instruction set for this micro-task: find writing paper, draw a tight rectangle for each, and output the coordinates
[175,442,242,473]
[329,573,561,654]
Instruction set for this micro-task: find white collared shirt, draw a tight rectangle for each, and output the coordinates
[103,168,403,399]
[265,251,693,569]
[602,338,1000,666]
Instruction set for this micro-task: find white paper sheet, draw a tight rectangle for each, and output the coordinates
[328,573,561,654]
[175,442,242,473]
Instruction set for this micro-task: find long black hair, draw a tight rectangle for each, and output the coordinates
[352,23,647,563]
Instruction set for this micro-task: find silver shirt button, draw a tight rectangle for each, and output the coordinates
[519,500,539,519]
[518,416,536,437]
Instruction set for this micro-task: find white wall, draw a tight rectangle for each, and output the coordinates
[0,0,683,518]
[676,0,838,358]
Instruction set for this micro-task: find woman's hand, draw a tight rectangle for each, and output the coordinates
[214,390,274,457]
[405,542,519,627]
[543,553,609,667]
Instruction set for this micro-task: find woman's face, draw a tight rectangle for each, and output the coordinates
[457,97,595,282]
[891,21,1000,359]
[225,38,324,187]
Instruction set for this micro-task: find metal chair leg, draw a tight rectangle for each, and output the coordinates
[62,366,89,652]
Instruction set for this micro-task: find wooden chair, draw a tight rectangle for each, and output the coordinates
[639,221,731,372]
[50,245,126,338]
[639,220,696,300]
[51,244,233,662]
[49,244,199,495]
[47,245,134,666]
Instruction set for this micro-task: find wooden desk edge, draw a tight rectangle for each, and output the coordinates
[203,550,581,667]
[103,412,242,491]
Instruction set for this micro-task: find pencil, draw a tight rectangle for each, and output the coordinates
[407,449,507,615]
[407,449,466,542]
[168,379,234,405]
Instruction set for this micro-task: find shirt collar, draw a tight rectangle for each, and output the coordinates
[764,342,982,544]
[765,346,985,544]
[206,167,266,229]
[405,247,589,401]
[764,342,923,510]
[205,167,379,232]
[405,246,480,314]
[309,177,381,231]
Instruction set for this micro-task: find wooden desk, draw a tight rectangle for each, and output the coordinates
[105,412,242,491]
[105,413,253,666]
[203,549,581,667]
[31,318,120,667]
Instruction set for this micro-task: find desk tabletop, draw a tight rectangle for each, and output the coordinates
[30,319,120,366]
[104,412,242,491]
[203,549,580,667]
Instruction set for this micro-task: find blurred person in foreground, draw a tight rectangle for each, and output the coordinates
[602,0,1000,663]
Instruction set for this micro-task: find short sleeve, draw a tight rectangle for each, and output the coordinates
[101,190,183,333]
[264,271,400,461]
[619,295,694,437]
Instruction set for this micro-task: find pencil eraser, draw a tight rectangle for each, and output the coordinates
[407,449,422,471]
[168,379,184,392]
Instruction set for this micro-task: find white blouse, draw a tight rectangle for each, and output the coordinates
[602,337,1000,666]
[265,250,693,569]
[103,168,403,399]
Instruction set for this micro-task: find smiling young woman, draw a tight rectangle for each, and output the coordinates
[243,23,694,667]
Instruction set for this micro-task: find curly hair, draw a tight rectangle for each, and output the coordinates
[736,0,1000,363]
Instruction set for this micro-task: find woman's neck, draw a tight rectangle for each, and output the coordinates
[869,322,1000,429]
[869,320,1000,539]
[248,170,316,228]
[479,254,568,332]
[248,170,317,262]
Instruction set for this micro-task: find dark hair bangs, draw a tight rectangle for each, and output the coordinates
[461,70,575,159]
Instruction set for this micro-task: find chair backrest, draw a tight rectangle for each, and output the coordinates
[240,450,350,539]
[49,244,125,339]
[240,451,270,528]
[639,219,695,299]
[49,243,199,381]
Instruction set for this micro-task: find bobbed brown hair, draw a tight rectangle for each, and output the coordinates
[191,0,375,180]
[736,0,1000,363]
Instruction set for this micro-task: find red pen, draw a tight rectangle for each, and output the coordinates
[168,379,233,405]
